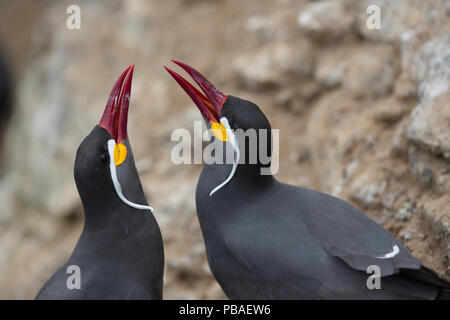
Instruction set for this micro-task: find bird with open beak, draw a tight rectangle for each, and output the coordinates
[166,60,450,300]
[36,65,164,300]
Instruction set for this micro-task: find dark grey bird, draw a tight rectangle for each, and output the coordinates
[36,65,164,300]
[166,60,450,300]
[0,50,11,132]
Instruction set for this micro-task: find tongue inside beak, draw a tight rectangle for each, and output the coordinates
[99,65,134,143]
[164,60,227,124]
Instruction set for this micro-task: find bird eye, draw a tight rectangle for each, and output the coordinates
[100,153,108,163]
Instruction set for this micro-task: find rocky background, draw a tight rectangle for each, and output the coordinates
[0,0,448,299]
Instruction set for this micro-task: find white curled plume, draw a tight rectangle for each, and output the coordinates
[107,139,154,212]
[210,117,240,196]
[376,245,399,259]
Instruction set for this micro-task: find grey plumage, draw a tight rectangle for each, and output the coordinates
[36,127,164,300]
[195,96,450,300]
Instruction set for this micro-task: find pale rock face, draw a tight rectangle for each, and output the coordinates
[406,35,450,159]
[232,39,314,90]
[411,35,450,103]
[297,0,355,42]
[314,44,397,97]
[406,91,450,159]
[341,44,397,98]
[314,48,347,88]
[357,0,445,42]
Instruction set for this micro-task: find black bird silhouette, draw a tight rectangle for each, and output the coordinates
[166,60,450,299]
[36,65,164,299]
[0,50,11,131]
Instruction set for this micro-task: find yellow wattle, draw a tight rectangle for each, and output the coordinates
[114,142,127,166]
[211,121,228,142]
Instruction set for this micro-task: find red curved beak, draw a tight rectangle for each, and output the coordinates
[99,65,134,143]
[165,60,227,123]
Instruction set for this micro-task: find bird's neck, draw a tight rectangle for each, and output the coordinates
[196,162,275,243]
[234,162,275,188]
[82,199,137,229]
[201,161,275,198]
[76,161,151,229]
[72,203,160,279]
[203,136,275,190]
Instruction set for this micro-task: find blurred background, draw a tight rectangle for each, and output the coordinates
[0,0,449,299]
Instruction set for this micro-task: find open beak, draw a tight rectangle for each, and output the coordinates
[99,64,134,144]
[165,60,228,124]
[99,65,134,166]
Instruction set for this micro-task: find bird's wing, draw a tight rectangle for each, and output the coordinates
[222,222,365,299]
[305,190,421,276]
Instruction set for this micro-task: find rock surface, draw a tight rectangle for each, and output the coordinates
[0,0,448,299]
[297,0,355,42]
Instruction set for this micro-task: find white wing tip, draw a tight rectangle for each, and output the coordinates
[376,245,400,259]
